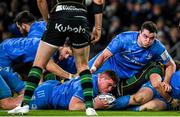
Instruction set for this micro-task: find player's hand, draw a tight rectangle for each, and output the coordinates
[91,27,101,44]
[161,81,172,92]
[94,96,109,109]
[171,99,180,108]
[90,66,97,74]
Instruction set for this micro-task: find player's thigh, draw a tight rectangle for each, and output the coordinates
[140,99,166,111]
[0,74,12,99]
[33,41,58,67]
[72,46,90,72]
[0,67,25,94]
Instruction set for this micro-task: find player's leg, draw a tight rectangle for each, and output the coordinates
[73,46,97,115]
[8,41,57,114]
[0,95,23,110]
[112,84,154,110]
[0,74,23,110]
[130,86,154,105]
[139,99,167,111]
[22,40,57,106]
[0,67,25,94]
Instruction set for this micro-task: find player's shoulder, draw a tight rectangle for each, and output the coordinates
[120,31,139,36]
[151,39,164,49]
[116,31,139,40]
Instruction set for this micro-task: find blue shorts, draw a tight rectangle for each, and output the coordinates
[29,80,60,110]
[142,82,168,108]
[0,67,25,99]
[89,52,112,74]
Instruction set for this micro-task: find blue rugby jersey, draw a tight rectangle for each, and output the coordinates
[50,75,99,109]
[0,21,46,67]
[169,70,180,99]
[106,31,171,78]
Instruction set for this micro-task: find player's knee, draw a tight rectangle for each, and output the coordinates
[133,95,145,104]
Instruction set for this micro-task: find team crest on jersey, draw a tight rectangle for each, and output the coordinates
[146,54,152,60]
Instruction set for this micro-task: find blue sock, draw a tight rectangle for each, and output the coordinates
[112,95,130,109]
[129,106,140,111]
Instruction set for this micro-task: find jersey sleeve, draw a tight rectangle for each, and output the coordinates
[74,88,84,102]
[152,41,171,65]
[5,38,26,60]
[106,34,124,55]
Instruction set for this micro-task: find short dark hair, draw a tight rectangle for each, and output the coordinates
[14,10,35,25]
[141,21,158,34]
[102,70,119,84]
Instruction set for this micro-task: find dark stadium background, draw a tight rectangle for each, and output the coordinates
[0,0,179,59]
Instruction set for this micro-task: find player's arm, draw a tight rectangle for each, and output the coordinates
[90,49,113,73]
[91,0,104,43]
[163,58,176,91]
[37,0,49,23]
[69,96,109,110]
[46,59,74,79]
[150,73,179,107]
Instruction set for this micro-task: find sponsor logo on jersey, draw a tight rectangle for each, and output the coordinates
[56,5,86,12]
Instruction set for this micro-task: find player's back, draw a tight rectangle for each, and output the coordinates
[0,37,40,67]
[50,75,99,109]
[50,77,81,109]
[0,21,46,67]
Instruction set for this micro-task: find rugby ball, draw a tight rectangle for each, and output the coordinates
[98,94,116,104]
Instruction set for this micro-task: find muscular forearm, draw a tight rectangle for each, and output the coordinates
[69,103,85,111]
[92,49,112,71]
[164,60,176,83]
[155,84,172,103]
[94,14,102,29]
[37,0,49,23]
[46,60,72,79]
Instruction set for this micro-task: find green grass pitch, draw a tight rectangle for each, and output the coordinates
[0,110,180,116]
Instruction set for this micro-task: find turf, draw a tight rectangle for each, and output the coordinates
[0,110,180,116]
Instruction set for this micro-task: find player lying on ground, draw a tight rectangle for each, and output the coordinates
[8,70,118,113]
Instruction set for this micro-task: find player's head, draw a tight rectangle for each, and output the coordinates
[58,46,72,61]
[98,70,118,94]
[14,10,35,35]
[138,21,158,48]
